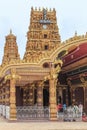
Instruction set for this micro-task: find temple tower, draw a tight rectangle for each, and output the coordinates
[24,7,61,62]
[2,30,20,64]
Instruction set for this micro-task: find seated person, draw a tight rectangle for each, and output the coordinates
[57,103,63,112]
[82,113,87,122]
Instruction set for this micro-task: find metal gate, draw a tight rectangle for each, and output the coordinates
[17,106,49,120]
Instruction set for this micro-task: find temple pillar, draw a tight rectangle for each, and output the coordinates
[83,86,87,113]
[49,62,58,121]
[9,77,17,120]
[23,88,27,106]
[4,68,21,120]
[79,74,87,112]
[26,87,29,106]
[44,60,63,121]
[37,81,43,118]
[4,68,20,120]
[49,78,57,121]
[23,86,29,106]
[24,86,29,106]
[37,81,43,107]
[72,88,76,105]
[29,84,34,106]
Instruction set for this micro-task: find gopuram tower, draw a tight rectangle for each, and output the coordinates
[2,30,20,64]
[24,7,61,62]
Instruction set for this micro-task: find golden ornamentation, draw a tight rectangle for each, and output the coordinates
[67,78,71,84]
[79,74,87,87]
[37,98,42,102]
[23,8,60,63]
[5,68,21,81]
[0,7,87,121]
[2,30,20,64]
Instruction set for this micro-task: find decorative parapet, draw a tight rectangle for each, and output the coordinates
[31,7,56,12]
[62,32,87,45]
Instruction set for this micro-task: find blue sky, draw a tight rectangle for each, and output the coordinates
[0,0,87,64]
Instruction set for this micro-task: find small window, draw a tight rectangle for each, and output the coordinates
[43,62,49,68]
[44,45,48,50]
[44,34,47,38]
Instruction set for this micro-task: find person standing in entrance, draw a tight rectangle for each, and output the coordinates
[79,102,83,117]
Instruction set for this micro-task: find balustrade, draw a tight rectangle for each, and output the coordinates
[17,106,49,120]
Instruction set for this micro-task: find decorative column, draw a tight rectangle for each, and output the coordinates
[26,88,29,106]
[37,81,43,107]
[83,87,87,113]
[49,76,57,121]
[72,88,76,105]
[28,84,34,106]
[5,68,21,120]
[23,86,29,106]
[23,88,27,106]
[36,81,44,118]
[80,74,87,113]
[10,77,17,120]
[24,86,29,106]
[45,60,63,121]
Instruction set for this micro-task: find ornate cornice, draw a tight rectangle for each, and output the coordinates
[44,60,63,81]
[5,68,21,82]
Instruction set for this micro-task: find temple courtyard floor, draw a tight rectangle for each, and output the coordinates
[0,117,87,130]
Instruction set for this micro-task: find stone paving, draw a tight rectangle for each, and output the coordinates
[0,117,87,130]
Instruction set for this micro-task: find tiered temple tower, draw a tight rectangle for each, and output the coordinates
[2,30,20,64]
[24,7,61,62]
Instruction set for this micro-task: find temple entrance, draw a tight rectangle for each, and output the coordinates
[16,87,23,106]
[16,87,49,120]
[43,88,49,106]
[75,87,84,105]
